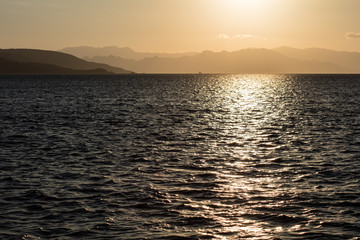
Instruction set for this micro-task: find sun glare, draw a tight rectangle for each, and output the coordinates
[224,0,266,8]
[212,0,272,22]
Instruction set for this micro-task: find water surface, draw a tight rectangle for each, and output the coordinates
[1,74,360,239]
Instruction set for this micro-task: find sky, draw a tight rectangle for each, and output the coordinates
[0,0,359,52]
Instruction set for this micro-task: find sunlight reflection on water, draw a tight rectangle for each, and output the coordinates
[168,75,298,238]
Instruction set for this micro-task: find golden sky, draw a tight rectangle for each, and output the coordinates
[1,0,359,52]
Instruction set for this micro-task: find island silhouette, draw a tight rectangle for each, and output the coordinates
[0,49,133,74]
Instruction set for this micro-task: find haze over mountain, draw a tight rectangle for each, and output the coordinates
[60,46,197,60]
[0,49,133,74]
[273,46,360,73]
[74,46,356,74]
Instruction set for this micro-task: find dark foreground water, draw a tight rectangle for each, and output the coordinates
[1,74,360,240]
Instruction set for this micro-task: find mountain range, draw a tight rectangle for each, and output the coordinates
[60,46,360,74]
[0,49,133,74]
[274,46,360,73]
[1,46,360,74]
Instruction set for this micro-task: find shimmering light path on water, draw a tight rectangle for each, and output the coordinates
[1,74,360,239]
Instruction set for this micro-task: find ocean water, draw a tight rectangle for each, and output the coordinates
[0,74,360,240]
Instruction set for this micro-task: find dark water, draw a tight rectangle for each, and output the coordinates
[1,74,360,240]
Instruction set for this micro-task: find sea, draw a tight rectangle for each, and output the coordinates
[0,74,360,240]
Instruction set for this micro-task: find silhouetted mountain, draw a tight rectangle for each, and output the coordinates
[0,49,133,74]
[60,46,197,60]
[273,46,360,73]
[83,48,345,74]
[0,57,110,74]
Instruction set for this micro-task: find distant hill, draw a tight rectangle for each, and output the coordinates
[273,46,360,73]
[60,46,197,60]
[0,49,133,74]
[83,48,346,74]
[0,57,110,74]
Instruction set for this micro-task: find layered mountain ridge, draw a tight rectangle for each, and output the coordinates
[1,46,360,74]
[61,46,360,74]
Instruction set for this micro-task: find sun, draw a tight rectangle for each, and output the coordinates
[224,0,266,8]
[219,0,270,15]
[212,0,271,23]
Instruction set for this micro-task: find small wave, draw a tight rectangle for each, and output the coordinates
[177,216,217,227]
[242,212,306,225]
[65,229,97,238]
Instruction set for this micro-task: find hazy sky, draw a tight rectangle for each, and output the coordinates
[1,0,359,52]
